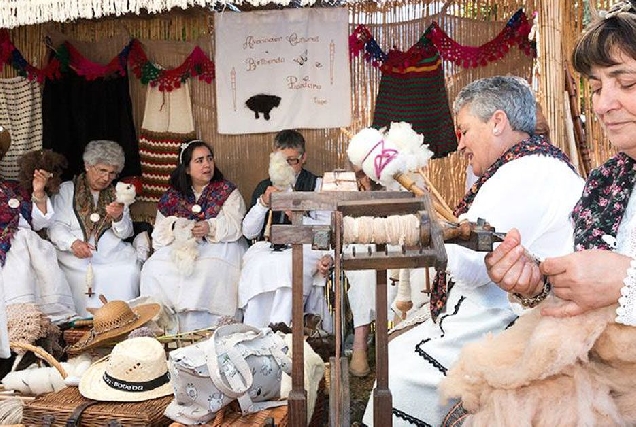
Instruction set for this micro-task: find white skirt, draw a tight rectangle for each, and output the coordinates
[140,239,246,327]
[3,228,76,323]
[56,231,140,317]
[239,241,329,330]
[363,282,517,427]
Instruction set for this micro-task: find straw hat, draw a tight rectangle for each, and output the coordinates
[79,337,172,402]
[68,299,160,355]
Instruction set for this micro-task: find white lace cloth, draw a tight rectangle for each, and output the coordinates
[614,183,636,325]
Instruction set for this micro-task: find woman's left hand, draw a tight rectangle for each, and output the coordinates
[105,202,124,222]
[540,250,629,317]
[192,220,210,239]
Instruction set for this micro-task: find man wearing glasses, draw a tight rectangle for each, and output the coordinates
[239,129,333,330]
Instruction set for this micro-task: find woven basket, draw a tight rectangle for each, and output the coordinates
[169,401,288,427]
[9,342,67,379]
[61,326,92,347]
[22,386,173,427]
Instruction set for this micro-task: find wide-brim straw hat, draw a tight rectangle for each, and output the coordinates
[68,299,160,355]
[79,337,172,402]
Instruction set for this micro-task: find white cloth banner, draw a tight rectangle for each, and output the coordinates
[214,8,351,134]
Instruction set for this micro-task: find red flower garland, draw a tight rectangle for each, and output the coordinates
[426,11,535,68]
[128,39,215,91]
[348,9,534,71]
[0,31,215,91]
[64,41,128,80]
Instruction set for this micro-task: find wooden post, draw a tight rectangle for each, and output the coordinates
[288,213,307,427]
[373,249,392,426]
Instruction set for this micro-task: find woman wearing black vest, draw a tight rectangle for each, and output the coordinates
[239,129,332,330]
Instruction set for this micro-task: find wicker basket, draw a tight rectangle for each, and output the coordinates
[169,401,288,427]
[9,342,67,379]
[22,386,173,427]
[61,327,92,347]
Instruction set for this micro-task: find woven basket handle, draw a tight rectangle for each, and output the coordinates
[10,341,67,379]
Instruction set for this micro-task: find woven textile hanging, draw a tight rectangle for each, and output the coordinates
[0,77,43,179]
[372,37,457,159]
[138,82,196,202]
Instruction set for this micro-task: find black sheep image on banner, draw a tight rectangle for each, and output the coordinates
[245,94,281,120]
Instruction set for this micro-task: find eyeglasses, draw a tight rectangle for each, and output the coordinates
[91,165,118,180]
[286,156,303,165]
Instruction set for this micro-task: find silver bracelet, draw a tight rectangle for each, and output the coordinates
[513,279,551,308]
[31,192,47,203]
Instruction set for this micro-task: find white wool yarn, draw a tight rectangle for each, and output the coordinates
[0,398,23,425]
[341,214,420,246]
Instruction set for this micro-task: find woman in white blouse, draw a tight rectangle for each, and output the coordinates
[49,140,139,316]
[487,1,636,327]
[139,140,246,332]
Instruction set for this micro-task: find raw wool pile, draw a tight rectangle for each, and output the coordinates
[2,354,92,396]
[439,298,636,426]
[115,181,137,206]
[268,151,296,190]
[347,122,433,188]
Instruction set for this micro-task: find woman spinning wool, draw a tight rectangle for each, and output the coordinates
[140,140,247,332]
[48,140,140,316]
[447,3,636,424]
[363,76,585,426]
[0,150,77,358]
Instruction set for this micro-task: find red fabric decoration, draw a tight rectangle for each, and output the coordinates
[426,11,535,68]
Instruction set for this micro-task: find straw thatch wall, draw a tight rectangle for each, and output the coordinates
[1,0,613,217]
[563,0,618,173]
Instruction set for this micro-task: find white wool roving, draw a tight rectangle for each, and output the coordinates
[115,181,137,206]
[347,127,407,187]
[384,122,434,172]
[347,124,432,187]
[1,353,92,395]
[269,151,296,190]
[170,217,199,276]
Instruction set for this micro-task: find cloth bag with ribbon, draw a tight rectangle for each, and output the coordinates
[164,323,292,425]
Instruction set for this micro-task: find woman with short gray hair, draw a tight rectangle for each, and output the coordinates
[363,76,584,426]
[49,140,140,316]
[82,140,126,173]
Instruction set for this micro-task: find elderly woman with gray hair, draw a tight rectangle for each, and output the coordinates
[363,76,585,426]
[48,140,140,316]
